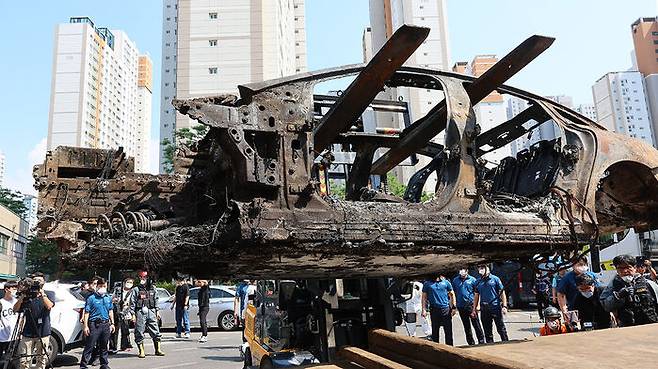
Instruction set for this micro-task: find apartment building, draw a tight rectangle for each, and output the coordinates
[367,0,451,189]
[0,205,28,279]
[47,17,152,172]
[159,0,307,172]
[592,71,655,146]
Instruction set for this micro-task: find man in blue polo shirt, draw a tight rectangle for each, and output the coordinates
[452,268,484,345]
[421,275,456,345]
[472,264,509,343]
[557,257,599,316]
[80,277,115,369]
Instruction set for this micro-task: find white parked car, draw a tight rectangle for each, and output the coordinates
[44,282,86,365]
[157,285,237,331]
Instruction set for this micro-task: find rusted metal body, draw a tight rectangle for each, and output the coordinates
[35,26,658,278]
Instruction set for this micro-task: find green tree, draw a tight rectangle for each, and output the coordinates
[329,180,346,199]
[386,173,407,198]
[161,125,209,174]
[329,175,431,202]
[386,173,432,202]
[25,237,60,277]
[0,187,27,218]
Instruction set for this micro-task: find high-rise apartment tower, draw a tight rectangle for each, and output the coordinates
[159,0,307,172]
[47,17,152,172]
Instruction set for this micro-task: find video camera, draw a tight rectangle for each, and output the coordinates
[16,277,43,300]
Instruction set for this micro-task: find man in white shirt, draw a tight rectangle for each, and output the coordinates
[403,281,431,337]
[0,282,18,359]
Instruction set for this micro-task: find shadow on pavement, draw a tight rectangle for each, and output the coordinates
[197,345,240,350]
[53,354,78,367]
[201,355,242,362]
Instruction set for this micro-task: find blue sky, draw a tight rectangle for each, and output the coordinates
[1,0,656,195]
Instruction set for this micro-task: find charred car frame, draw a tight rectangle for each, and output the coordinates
[35,26,658,278]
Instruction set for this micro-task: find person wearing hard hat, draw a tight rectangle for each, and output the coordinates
[129,271,165,358]
[539,306,571,336]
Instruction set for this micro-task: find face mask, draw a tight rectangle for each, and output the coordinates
[124,283,133,289]
[575,265,588,274]
[621,275,634,283]
[140,279,147,285]
[580,290,594,298]
[478,268,487,276]
[547,320,560,330]
[459,270,468,277]
[96,287,107,295]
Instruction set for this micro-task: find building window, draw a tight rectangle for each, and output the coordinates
[0,234,8,253]
[12,240,24,259]
[655,49,658,54]
[653,31,658,36]
[209,12,218,19]
[209,39,218,46]
[209,67,218,74]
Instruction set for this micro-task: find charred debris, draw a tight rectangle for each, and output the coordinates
[35,25,658,278]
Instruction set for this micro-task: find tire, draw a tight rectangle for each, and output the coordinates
[47,334,59,366]
[218,310,236,331]
[259,357,273,369]
[243,347,252,368]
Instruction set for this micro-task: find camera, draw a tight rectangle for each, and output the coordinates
[16,277,43,300]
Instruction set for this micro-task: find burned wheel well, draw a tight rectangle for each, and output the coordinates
[596,161,658,234]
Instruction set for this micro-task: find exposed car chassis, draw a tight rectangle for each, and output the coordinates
[35,26,658,278]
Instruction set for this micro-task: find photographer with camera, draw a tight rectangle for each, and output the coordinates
[80,278,114,369]
[12,272,55,369]
[601,254,658,327]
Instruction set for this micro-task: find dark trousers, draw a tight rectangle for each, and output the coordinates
[199,307,209,336]
[109,309,119,351]
[536,292,548,320]
[457,306,484,345]
[0,341,11,358]
[480,304,508,343]
[429,306,453,346]
[80,320,111,369]
[0,340,16,362]
[119,319,132,350]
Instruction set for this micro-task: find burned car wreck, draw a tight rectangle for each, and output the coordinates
[35,26,658,278]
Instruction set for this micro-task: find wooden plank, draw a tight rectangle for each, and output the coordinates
[368,329,531,369]
[466,323,658,369]
[338,346,413,369]
[369,344,441,369]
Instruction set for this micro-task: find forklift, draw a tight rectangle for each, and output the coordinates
[239,278,409,368]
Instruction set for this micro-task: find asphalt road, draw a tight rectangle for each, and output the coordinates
[54,329,244,369]
[53,310,542,368]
